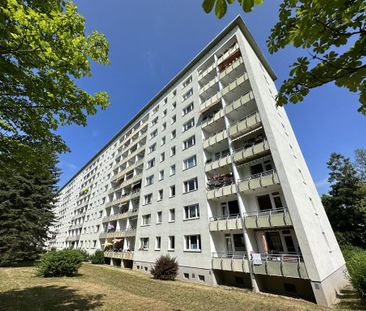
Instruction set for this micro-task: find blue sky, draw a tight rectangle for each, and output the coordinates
[57,0,366,194]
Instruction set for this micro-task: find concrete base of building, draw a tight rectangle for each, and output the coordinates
[310,264,349,307]
[133,260,215,285]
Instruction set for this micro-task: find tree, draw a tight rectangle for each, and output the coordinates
[355,148,366,182]
[202,0,366,114]
[0,148,59,266]
[0,0,110,175]
[322,152,366,248]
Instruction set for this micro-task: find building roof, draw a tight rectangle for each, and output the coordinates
[58,15,277,193]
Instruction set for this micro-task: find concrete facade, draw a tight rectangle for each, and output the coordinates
[50,17,347,306]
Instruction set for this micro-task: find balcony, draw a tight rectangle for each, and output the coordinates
[212,252,249,273]
[104,250,134,261]
[212,252,309,279]
[238,170,280,193]
[225,91,255,116]
[109,174,142,195]
[207,175,236,200]
[233,139,270,164]
[112,158,144,183]
[229,111,261,139]
[199,76,220,101]
[200,92,221,114]
[66,235,80,242]
[209,215,243,231]
[244,208,292,229]
[99,227,136,239]
[106,189,141,208]
[205,154,232,172]
[217,43,240,68]
[203,129,228,150]
[221,74,249,99]
[219,56,245,83]
[201,109,225,131]
[252,253,309,279]
[198,61,216,84]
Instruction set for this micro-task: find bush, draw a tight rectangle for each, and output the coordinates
[73,249,89,262]
[343,247,366,302]
[37,249,83,277]
[150,255,178,280]
[90,250,105,264]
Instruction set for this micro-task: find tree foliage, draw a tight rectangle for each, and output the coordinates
[150,255,178,280]
[322,151,366,249]
[202,0,263,18]
[0,0,110,174]
[0,149,59,266]
[202,0,366,114]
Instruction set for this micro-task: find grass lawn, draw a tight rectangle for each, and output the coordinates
[0,263,363,311]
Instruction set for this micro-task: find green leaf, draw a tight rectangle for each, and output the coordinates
[202,0,215,13]
[215,0,227,18]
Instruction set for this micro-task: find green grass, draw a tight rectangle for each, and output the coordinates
[0,263,363,311]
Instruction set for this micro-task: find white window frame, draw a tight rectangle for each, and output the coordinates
[184,204,200,220]
[184,177,198,193]
[183,155,197,170]
[184,235,201,251]
[169,208,175,222]
[155,236,161,250]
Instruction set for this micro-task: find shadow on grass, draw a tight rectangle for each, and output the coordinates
[338,297,366,311]
[0,285,104,311]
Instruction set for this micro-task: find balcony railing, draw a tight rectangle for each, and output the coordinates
[238,169,280,192]
[243,208,292,229]
[99,226,137,239]
[207,175,237,199]
[229,111,261,139]
[233,139,269,164]
[209,214,243,231]
[104,250,134,260]
[211,251,308,279]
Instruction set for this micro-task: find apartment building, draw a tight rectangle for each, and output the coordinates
[50,16,347,306]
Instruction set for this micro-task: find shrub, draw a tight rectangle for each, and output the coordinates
[90,250,105,264]
[343,246,366,301]
[150,255,178,280]
[74,249,89,262]
[37,249,83,277]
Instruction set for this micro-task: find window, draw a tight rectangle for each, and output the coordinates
[161,136,166,146]
[155,236,161,250]
[182,76,192,88]
[184,177,198,193]
[151,116,158,126]
[182,88,193,101]
[156,211,162,224]
[159,170,164,181]
[148,143,156,154]
[147,158,155,169]
[145,175,154,186]
[169,185,176,197]
[160,152,165,162]
[183,155,196,170]
[171,115,176,124]
[172,89,177,97]
[158,189,163,201]
[170,146,176,157]
[198,275,205,282]
[183,118,195,132]
[162,122,167,131]
[164,97,168,104]
[168,236,175,250]
[170,164,176,176]
[171,129,176,139]
[172,102,176,110]
[140,238,149,250]
[169,209,175,222]
[150,129,158,139]
[144,193,152,205]
[185,235,201,251]
[152,105,159,114]
[183,135,196,150]
[182,102,194,116]
[184,204,200,220]
[141,214,151,226]
[163,109,167,117]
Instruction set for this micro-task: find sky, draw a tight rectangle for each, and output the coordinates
[57,0,366,194]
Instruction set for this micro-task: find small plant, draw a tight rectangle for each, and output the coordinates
[90,250,105,264]
[37,249,83,277]
[344,247,366,302]
[150,255,178,280]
